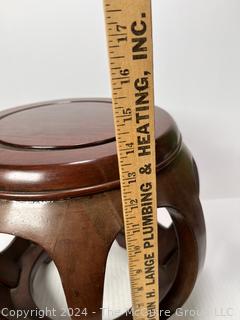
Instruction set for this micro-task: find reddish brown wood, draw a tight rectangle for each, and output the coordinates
[0,99,206,320]
[0,255,19,288]
[0,99,180,200]
[0,238,30,288]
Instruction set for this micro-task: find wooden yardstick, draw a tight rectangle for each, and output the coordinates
[103,1,159,320]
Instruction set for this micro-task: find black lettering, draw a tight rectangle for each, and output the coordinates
[131,20,147,36]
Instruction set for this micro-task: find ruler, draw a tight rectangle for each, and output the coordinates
[103,1,159,320]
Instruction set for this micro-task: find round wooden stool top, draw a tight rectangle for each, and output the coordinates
[0,98,206,319]
[0,98,181,200]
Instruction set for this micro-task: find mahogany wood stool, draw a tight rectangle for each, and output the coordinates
[0,98,206,320]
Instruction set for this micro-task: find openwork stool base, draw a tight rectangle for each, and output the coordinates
[0,99,206,320]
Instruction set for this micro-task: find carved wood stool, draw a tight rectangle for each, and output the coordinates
[0,98,206,320]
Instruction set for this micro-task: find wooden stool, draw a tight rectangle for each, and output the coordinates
[0,98,206,319]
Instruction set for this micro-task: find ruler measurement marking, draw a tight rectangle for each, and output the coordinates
[109,33,127,36]
[111,56,125,59]
[104,2,159,318]
[112,76,130,80]
[120,148,134,152]
[106,9,122,13]
[115,96,127,99]
[116,117,132,122]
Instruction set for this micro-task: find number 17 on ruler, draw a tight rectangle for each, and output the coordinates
[103,1,160,320]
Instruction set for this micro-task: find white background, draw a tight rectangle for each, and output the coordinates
[0,1,240,319]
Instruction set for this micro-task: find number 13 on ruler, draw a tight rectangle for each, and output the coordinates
[103,1,160,320]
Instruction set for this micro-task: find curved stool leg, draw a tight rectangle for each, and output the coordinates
[10,244,48,316]
[51,237,110,319]
[0,146,205,320]
[48,196,122,320]
[156,145,206,318]
[0,194,123,320]
[4,237,31,260]
[116,146,206,320]
[0,238,30,288]
[0,238,48,320]
[0,237,42,320]
[116,223,178,301]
